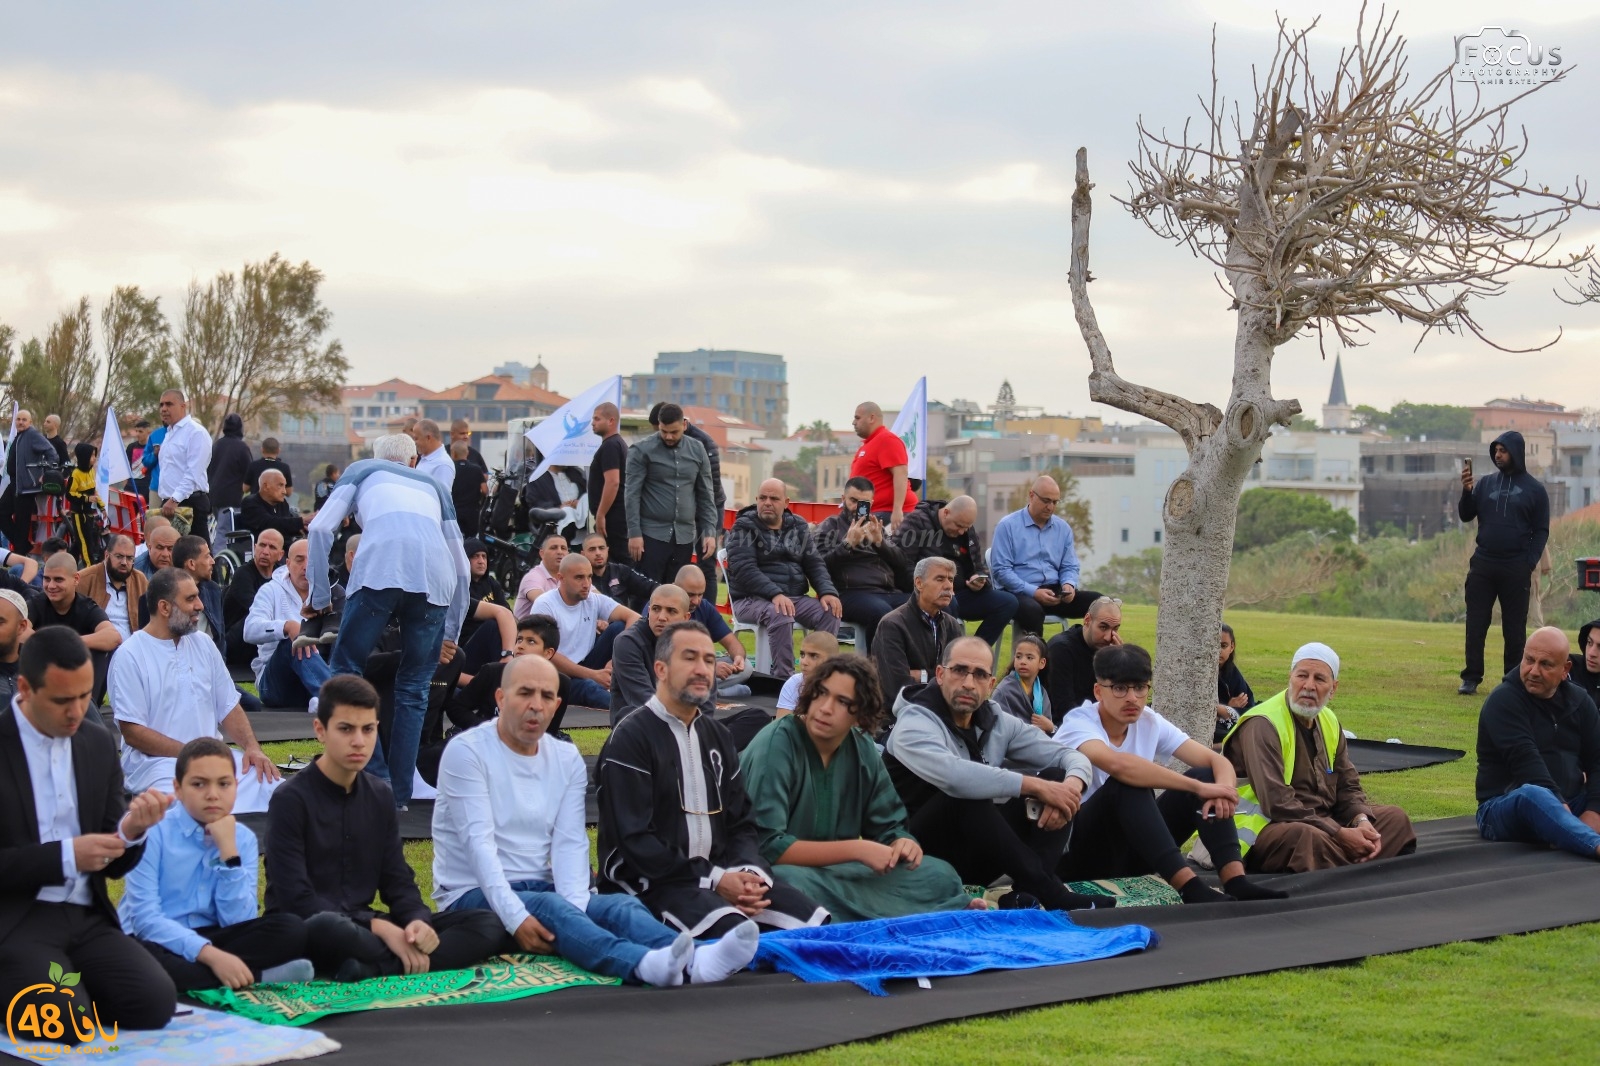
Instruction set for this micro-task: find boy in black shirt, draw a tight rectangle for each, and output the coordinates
[264,675,503,980]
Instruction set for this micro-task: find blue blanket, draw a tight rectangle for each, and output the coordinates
[753,910,1158,995]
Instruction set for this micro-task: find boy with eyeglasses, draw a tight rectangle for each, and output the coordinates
[883,635,1110,911]
[1054,644,1287,904]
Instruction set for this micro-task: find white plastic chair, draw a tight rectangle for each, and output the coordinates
[718,548,775,674]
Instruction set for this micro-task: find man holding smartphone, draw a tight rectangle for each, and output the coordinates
[990,476,1103,636]
[813,478,914,646]
[897,495,1019,646]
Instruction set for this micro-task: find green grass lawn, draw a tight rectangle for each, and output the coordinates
[252,606,1600,1063]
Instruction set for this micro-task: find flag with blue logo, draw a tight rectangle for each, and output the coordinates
[96,405,133,505]
[524,375,622,481]
[891,376,927,481]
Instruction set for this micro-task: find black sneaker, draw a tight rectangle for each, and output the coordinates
[1457,681,1479,696]
[294,586,346,651]
[996,890,1043,910]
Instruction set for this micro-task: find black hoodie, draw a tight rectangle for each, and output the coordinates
[207,413,254,511]
[1570,619,1600,705]
[1475,666,1600,806]
[1458,430,1549,571]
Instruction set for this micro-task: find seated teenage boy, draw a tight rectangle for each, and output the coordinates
[120,737,314,989]
[1054,645,1287,904]
[446,616,569,734]
[434,654,758,986]
[264,675,503,980]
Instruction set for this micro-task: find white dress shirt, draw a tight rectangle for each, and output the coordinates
[157,414,212,504]
[105,571,131,641]
[431,724,590,929]
[415,446,455,492]
[13,700,92,905]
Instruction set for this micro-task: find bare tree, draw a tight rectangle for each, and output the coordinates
[176,254,349,434]
[98,285,174,422]
[1069,9,1595,740]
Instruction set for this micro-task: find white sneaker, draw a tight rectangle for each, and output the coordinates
[1189,837,1215,870]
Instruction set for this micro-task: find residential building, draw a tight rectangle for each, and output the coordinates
[1245,428,1363,524]
[342,379,432,441]
[676,406,771,510]
[1358,440,1473,538]
[1551,426,1600,514]
[624,349,788,437]
[245,404,361,509]
[420,375,568,470]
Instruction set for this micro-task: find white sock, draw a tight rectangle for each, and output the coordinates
[259,958,315,984]
[307,696,319,718]
[688,920,760,985]
[633,932,692,988]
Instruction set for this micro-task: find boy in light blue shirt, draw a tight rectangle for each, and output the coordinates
[119,737,312,990]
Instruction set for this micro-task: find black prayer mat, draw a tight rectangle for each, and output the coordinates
[294,816,1600,1065]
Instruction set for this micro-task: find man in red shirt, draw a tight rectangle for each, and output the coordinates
[850,402,918,532]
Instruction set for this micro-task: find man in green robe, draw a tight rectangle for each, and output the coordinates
[742,655,975,922]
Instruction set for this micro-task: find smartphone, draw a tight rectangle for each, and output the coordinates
[1024,797,1044,822]
[1463,457,1473,478]
[853,500,871,521]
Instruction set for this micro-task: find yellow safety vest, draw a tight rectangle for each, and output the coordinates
[1220,691,1341,856]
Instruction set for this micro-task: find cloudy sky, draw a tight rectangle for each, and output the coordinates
[2,1,1596,430]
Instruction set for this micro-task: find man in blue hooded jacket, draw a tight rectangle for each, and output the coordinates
[1458,430,1549,696]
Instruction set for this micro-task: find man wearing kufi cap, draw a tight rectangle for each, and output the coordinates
[1220,642,1416,872]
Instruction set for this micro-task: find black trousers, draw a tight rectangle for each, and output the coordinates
[837,589,911,645]
[0,901,175,1034]
[1463,557,1533,684]
[181,490,211,543]
[301,909,506,978]
[1013,588,1103,636]
[1058,767,1241,884]
[639,536,694,585]
[907,772,1077,910]
[137,913,309,991]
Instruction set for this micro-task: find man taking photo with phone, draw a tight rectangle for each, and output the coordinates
[813,478,914,648]
[896,494,1018,647]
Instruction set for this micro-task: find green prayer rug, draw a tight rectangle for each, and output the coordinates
[971,875,1181,909]
[190,954,619,1027]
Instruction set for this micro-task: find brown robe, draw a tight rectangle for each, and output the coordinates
[76,562,147,637]
[1225,713,1417,873]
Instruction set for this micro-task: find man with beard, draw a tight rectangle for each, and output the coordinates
[108,567,280,811]
[1475,627,1600,859]
[0,589,30,703]
[582,532,657,612]
[726,479,841,680]
[77,535,149,641]
[609,584,693,724]
[1222,643,1416,873]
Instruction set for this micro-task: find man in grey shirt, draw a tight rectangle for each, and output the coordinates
[623,403,718,584]
[608,584,693,726]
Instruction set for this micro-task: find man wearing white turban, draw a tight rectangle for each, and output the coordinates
[1219,642,1417,872]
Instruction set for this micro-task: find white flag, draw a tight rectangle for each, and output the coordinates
[891,376,928,481]
[96,406,133,506]
[524,375,622,481]
[0,405,16,498]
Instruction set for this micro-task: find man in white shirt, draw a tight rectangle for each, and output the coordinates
[434,655,759,986]
[109,568,281,812]
[155,389,213,540]
[245,539,334,709]
[529,553,638,710]
[412,419,454,492]
[513,533,568,620]
[0,627,177,1031]
[1054,643,1286,904]
[308,433,470,809]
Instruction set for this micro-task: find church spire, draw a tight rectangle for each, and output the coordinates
[1327,354,1348,407]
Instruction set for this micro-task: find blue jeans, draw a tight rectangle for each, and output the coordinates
[1478,784,1600,858]
[570,619,626,710]
[330,587,447,805]
[447,881,678,980]
[954,584,1020,645]
[258,640,333,708]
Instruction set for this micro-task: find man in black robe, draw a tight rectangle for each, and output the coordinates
[596,621,828,937]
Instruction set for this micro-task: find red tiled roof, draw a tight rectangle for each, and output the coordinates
[423,375,568,408]
[343,378,433,400]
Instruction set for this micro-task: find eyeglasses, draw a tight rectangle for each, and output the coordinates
[943,664,996,683]
[1029,491,1060,507]
[1102,682,1150,698]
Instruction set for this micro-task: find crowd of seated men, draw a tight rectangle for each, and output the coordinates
[5,422,1596,1039]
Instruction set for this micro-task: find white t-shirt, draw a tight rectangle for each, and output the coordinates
[777,673,803,711]
[110,631,237,793]
[529,589,620,664]
[1056,699,1190,801]
[432,724,590,927]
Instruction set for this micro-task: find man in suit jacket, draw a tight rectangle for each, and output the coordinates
[0,627,176,1032]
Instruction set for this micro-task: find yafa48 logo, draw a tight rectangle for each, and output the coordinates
[5,962,118,1061]
[1455,27,1564,85]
